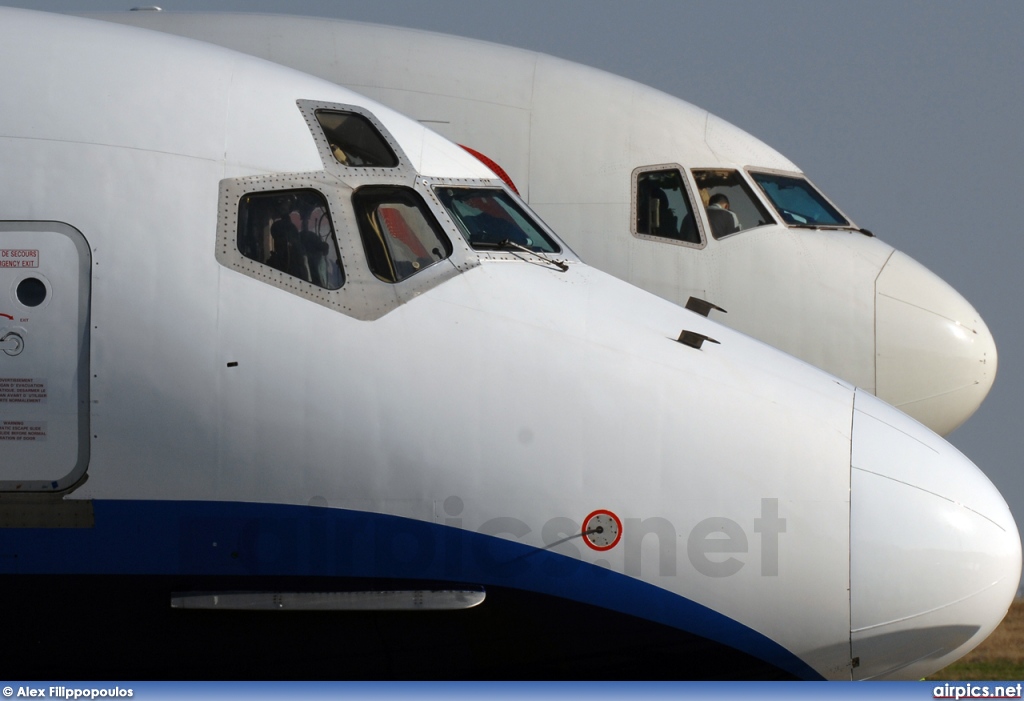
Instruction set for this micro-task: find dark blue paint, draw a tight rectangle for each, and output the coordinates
[0,499,822,679]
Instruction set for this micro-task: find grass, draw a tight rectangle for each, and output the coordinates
[929,601,1024,680]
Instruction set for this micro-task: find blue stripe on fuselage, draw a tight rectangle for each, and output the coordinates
[0,499,822,679]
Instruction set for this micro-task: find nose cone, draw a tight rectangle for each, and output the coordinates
[875,250,997,436]
[850,390,1020,680]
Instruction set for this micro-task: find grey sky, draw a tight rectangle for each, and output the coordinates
[12,1,1024,574]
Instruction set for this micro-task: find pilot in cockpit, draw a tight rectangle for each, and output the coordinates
[266,218,295,274]
[706,193,740,238]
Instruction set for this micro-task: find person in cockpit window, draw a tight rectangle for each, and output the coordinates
[706,193,740,238]
[267,217,307,280]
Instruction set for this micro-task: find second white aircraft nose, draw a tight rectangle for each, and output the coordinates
[875,250,997,436]
[849,390,1020,680]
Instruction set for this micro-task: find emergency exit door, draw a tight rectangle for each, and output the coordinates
[0,222,90,492]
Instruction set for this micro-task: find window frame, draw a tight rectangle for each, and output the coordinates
[690,168,777,240]
[432,185,562,254]
[746,167,854,230]
[235,187,345,291]
[297,99,413,176]
[351,185,454,284]
[630,164,707,249]
[214,104,480,322]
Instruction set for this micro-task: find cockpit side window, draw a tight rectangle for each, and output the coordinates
[749,172,850,227]
[634,169,701,244]
[691,169,775,239]
[237,189,344,290]
[434,187,560,253]
[352,186,452,283]
[315,110,399,168]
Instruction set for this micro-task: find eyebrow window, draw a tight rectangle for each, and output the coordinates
[237,189,344,290]
[691,169,775,239]
[635,169,701,244]
[315,110,399,167]
[352,187,452,283]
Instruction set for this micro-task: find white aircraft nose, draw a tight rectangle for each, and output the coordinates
[875,250,997,436]
[849,389,1020,680]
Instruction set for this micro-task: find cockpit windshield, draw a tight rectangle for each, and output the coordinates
[434,187,560,253]
[691,169,774,239]
[750,172,850,228]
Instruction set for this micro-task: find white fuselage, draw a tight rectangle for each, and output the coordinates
[0,9,1017,682]
[90,11,997,437]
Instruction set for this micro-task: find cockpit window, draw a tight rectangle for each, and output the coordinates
[315,110,399,167]
[352,186,452,283]
[237,189,344,290]
[691,169,775,239]
[750,172,849,227]
[635,169,701,244]
[434,187,560,253]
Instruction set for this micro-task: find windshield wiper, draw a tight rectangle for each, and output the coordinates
[473,238,568,271]
[787,223,865,235]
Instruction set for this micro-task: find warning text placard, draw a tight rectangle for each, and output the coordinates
[0,420,47,441]
[0,378,47,404]
[0,249,39,268]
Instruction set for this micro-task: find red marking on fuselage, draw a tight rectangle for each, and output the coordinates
[459,145,520,195]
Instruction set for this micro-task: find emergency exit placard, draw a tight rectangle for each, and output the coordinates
[0,249,40,268]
